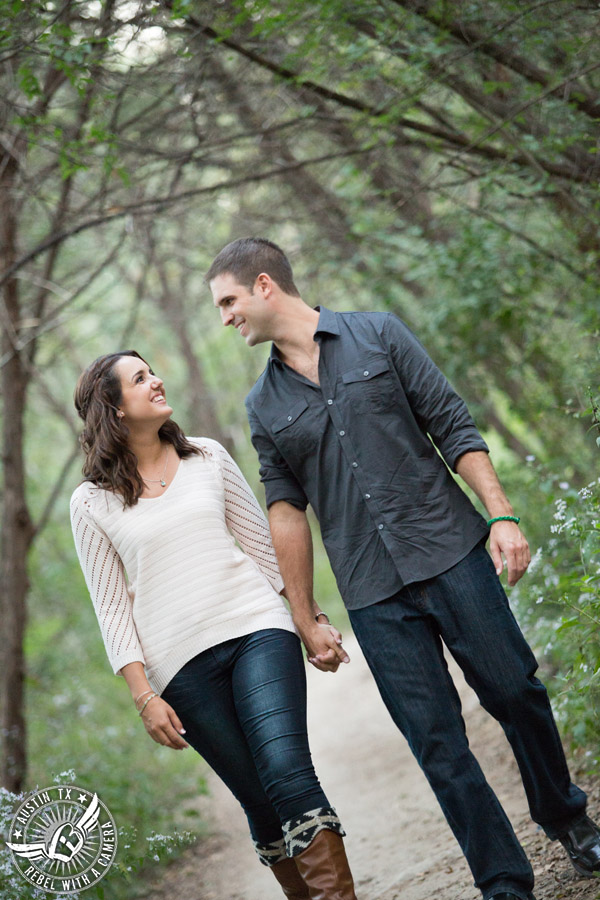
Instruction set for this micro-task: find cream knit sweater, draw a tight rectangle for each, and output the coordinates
[70,438,296,694]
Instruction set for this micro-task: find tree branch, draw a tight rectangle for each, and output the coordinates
[391,0,600,119]
[0,235,124,368]
[0,147,372,291]
[182,14,595,185]
[434,184,587,280]
[32,443,80,540]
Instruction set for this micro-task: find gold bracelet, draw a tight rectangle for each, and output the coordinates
[138,693,158,716]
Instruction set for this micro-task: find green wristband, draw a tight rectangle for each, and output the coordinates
[487,515,520,527]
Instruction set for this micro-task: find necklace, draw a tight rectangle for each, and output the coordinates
[142,445,169,487]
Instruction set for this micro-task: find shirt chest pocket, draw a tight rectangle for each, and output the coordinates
[271,399,319,457]
[341,357,398,413]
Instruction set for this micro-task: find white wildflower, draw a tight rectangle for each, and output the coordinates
[528,547,543,573]
[554,498,567,521]
[53,769,76,783]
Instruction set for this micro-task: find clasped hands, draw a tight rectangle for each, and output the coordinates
[301,620,351,673]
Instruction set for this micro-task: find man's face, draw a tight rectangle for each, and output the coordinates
[210,272,272,347]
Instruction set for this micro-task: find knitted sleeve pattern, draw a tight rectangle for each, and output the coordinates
[70,484,145,675]
[204,439,285,594]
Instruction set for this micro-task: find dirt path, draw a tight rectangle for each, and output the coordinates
[142,636,600,900]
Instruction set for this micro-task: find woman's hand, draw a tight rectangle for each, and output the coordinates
[140,696,189,750]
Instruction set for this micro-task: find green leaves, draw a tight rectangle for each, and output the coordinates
[481,80,512,95]
[17,62,41,98]
[517,462,600,766]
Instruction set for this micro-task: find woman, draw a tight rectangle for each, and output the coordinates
[70,350,357,900]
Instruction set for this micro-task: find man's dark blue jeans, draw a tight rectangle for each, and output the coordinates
[348,538,586,900]
[161,628,333,856]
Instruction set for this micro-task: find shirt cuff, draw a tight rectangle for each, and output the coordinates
[264,480,309,511]
[446,441,490,472]
[113,648,146,677]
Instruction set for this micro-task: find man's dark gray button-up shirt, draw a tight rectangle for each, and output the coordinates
[245,307,490,610]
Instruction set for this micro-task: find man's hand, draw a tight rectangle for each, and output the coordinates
[454,451,530,586]
[489,520,530,586]
[298,622,350,672]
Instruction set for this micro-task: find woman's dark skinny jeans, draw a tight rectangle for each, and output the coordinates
[349,538,586,900]
[161,628,330,846]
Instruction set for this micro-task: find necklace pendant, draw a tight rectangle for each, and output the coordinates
[160,479,166,487]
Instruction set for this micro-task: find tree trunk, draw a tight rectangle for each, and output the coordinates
[0,152,34,791]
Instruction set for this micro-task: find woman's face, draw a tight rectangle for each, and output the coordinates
[114,355,173,427]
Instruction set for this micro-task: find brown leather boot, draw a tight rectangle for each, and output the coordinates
[271,856,311,898]
[294,829,357,900]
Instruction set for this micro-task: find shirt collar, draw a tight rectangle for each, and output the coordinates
[313,306,340,336]
[268,306,340,367]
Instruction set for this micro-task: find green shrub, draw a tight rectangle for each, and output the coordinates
[515,452,600,768]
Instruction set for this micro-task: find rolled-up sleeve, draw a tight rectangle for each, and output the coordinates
[246,402,309,510]
[385,315,489,471]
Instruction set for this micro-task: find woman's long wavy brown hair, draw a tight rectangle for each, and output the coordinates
[74,350,202,507]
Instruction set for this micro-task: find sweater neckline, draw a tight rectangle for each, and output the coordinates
[137,456,184,501]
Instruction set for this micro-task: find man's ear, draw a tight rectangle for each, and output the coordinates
[255,272,273,297]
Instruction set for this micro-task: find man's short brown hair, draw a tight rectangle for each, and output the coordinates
[206,237,300,296]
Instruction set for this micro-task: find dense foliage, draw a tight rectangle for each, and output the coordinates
[514,398,600,769]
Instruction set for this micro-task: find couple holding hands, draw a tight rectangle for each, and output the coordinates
[71,238,600,900]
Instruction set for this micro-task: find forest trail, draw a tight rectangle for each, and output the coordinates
[141,636,600,900]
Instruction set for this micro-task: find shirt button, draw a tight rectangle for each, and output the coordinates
[363,370,369,377]
[352,461,358,468]
[365,493,371,499]
[327,399,333,405]
[287,415,292,421]
[378,523,384,530]
[339,430,345,436]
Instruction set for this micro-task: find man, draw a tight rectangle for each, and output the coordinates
[207,237,600,900]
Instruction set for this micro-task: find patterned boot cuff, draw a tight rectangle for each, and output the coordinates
[252,835,287,867]
[283,807,346,858]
